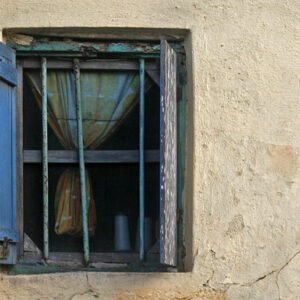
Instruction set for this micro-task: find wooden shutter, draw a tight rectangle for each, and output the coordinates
[160,40,177,266]
[0,42,18,264]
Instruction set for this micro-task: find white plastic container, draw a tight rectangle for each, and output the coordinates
[114,214,131,251]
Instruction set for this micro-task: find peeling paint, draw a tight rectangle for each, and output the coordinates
[267,144,298,181]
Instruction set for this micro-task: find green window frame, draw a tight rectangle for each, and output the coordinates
[1,39,186,273]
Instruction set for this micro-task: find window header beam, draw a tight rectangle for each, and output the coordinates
[7,41,184,58]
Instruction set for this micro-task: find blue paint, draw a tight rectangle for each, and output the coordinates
[107,43,160,53]
[0,228,19,241]
[41,57,49,260]
[0,42,16,64]
[139,59,145,261]
[11,78,17,234]
[74,58,90,265]
[0,61,18,86]
[0,42,18,264]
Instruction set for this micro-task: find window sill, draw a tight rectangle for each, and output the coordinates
[2,250,177,274]
[2,260,177,275]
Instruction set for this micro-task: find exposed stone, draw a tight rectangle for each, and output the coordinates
[267,144,298,181]
[6,33,33,45]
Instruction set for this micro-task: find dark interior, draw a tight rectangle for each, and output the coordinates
[23,69,160,254]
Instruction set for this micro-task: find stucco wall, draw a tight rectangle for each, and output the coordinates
[0,0,300,299]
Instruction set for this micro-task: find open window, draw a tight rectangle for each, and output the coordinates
[0,39,184,270]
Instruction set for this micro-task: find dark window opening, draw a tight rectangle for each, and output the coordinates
[23,77,160,258]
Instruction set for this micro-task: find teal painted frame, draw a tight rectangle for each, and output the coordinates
[7,41,184,58]
[41,57,49,260]
[73,58,90,265]
[9,40,186,273]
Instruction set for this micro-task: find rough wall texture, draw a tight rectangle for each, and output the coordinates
[0,0,299,299]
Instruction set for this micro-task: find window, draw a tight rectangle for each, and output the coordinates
[0,39,185,270]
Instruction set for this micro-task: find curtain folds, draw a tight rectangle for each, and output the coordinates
[26,70,150,236]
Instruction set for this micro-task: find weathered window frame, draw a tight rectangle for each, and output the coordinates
[5,39,186,272]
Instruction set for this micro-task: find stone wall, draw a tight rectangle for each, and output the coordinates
[0,0,299,299]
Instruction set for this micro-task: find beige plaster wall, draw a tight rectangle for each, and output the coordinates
[0,0,300,299]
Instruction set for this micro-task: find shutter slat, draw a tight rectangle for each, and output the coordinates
[160,40,177,266]
[0,42,16,64]
[0,61,18,86]
[0,42,18,265]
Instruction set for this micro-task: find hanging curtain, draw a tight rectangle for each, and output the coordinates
[26,69,151,236]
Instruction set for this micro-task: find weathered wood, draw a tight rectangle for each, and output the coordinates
[6,28,185,43]
[8,40,184,60]
[23,251,159,264]
[23,150,160,163]
[23,233,41,254]
[160,40,177,266]
[22,58,157,71]
[16,60,24,257]
[8,41,162,55]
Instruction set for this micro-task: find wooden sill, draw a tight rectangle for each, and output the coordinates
[23,149,159,163]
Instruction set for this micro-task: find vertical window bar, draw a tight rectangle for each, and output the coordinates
[73,58,90,265]
[139,59,145,261]
[41,57,49,260]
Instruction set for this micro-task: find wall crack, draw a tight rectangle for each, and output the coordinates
[68,273,99,299]
[275,249,300,300]
[223,249,300,299]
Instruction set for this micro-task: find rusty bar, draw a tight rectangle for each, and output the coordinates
[41,57,49,260]
[74,58,90,265]
[139,59,145,261]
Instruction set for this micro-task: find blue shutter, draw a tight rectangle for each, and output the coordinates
[0,42,18,264]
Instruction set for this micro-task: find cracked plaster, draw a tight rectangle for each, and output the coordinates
[0,0,300,299]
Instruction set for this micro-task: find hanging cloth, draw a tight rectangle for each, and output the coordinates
[26,69,151,236]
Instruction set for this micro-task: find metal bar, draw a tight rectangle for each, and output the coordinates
[74,58,90,265]
[41,57,49,260]
[23,150,160,164]
[139,59,145,261]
